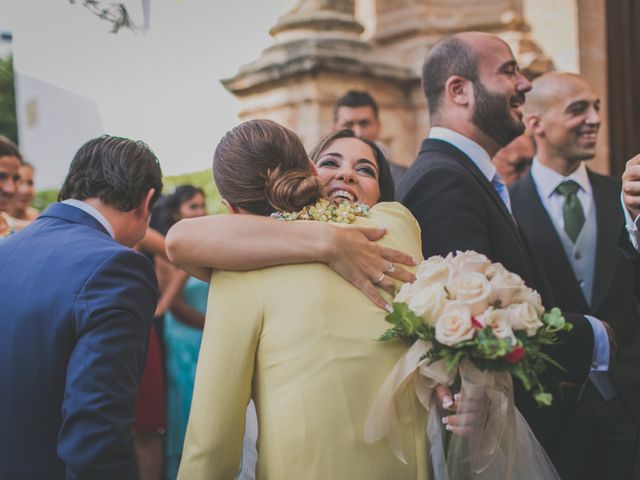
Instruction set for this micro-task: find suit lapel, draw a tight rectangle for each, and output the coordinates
[422,139,520,235]
[590,171,622,312]
[511,173,590,311]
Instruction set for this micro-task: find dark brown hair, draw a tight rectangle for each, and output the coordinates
[149,185,206,235]
[213,119,322,216]
[333,90,379,122]
[0,136,23,163]
[422,36,478,121]
[58,135,162,212]
[309,129,395,202]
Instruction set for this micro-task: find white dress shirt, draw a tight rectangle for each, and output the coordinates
[429,127,496,181]
[429,127,513,212]
[530,159,592,231]
[530,158,609,371]
[428,128,609,371]
[62,198,115,239]
[622,196,640,250]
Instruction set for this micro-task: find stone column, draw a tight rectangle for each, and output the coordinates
[577,0,609,174]
[373,1,520,70]
[222,0,420,167]
[372,0,552,78]
[223,0,558,170]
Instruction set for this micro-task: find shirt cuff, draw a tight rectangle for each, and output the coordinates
[621,192,640,251]
[585,315,610,372]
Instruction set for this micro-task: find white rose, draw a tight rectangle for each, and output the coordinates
[476,307,516,344]
[408,284,449,327]
[512,287,545,316]
[394,281,417,305]
[488,266,526,307]
[450,250,491,276]
[446,272,491,316]
[414,255,453,288]
[435,303,476,346]
[485,262,508,278]
[507,302,544,337]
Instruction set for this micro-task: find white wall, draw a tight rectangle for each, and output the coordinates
[15,74,104,189]
[524,0,579,72]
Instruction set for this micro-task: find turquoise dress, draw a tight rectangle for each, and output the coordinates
[163,276,209,480]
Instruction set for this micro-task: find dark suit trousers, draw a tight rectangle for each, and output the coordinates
[557,382,639,480]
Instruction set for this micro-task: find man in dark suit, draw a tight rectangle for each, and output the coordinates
[509,72,640,479]
[396,32,608,465]
[0,135,162,479]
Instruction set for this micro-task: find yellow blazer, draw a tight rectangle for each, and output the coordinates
[178,202,429,479]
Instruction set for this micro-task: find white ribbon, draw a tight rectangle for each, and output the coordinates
[365,342,561,479]
[364,340,454,463]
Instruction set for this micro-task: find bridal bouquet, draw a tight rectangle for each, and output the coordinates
[365,251,568,478]
[381,250,570,406]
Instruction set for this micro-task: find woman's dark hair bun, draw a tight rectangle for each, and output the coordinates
[265,166,323,212]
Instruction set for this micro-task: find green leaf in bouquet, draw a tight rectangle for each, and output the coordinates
[536,329,560,345]
[542,308,572,333]
[383,302,429,339]
[533,390,553,407]
[474,328,511,359]
[510,363,533,391]
[535,350,566,373]
[378,328,402,342]
[445,349,465,373]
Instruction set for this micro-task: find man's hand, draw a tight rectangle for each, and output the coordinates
[324,225,418,311]
[622,154,640,220]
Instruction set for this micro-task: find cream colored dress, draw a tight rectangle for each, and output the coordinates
[178,202,429,480]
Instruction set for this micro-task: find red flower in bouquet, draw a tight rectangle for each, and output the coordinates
[504,345,525,364]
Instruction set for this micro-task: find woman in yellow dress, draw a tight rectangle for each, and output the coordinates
[176,120,429,479]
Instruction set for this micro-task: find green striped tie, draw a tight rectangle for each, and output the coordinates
[556,180,585,243]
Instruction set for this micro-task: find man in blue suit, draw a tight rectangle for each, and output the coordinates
[0,135,162,479]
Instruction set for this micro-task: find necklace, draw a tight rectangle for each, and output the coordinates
[271,199,370,223]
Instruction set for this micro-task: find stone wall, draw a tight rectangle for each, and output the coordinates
[223,0,607,171]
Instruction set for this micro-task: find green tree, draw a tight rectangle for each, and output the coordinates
[0,54,18,144]
[34,169,227,215]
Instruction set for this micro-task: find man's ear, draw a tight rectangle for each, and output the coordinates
[222,198,240,214]
[136,188,156,219]
[525,114,543,136]
[445,75,472,107]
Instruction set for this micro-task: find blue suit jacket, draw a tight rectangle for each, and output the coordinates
[0,203,157,480]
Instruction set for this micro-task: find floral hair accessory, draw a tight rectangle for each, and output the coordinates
[271,199,369,223]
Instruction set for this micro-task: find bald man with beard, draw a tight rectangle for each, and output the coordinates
[509,72,640,480]
[396,32,611,468]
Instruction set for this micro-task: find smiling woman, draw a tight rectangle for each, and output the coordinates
[310,129,395,205]
[175,119,428,479]
[165,121,417,312]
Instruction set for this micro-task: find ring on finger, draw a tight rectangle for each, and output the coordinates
[374,273,385,284]
[384,262,395,274]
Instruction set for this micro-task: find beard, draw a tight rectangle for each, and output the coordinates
[472,81,525,147]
